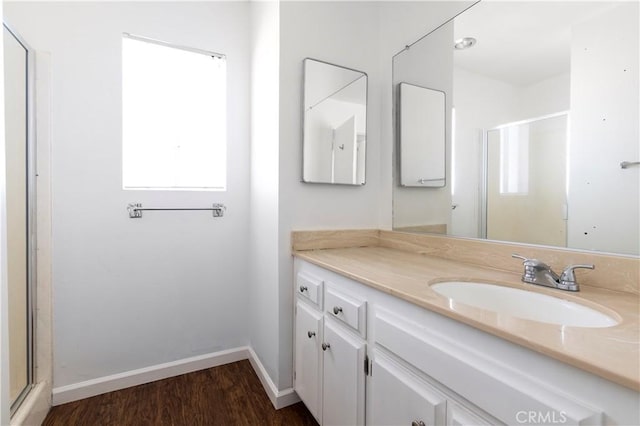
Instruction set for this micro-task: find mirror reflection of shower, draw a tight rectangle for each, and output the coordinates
[3,21,36,416]
[481,113,568,248]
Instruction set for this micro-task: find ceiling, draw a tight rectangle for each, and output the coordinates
[453,1,620,87]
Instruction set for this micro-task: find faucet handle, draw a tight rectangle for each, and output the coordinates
[512,254,549,269]
[560,264,594,280]
[513,254,542,281]
[512,253,537,266]
[558,264,594,291]
[512,254,559,284]
[561,264,595,279]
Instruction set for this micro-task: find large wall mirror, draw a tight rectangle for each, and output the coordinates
[302,58,367,185]
[393,1,639,256]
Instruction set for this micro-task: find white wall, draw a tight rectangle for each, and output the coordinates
[249,0,281,389]
[568,2,639,255]
[278,0,383,389]
[4,2,252,389]
[517,72,570,120]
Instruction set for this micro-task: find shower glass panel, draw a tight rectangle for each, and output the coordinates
[485,114,568,247]
[3,22,34,415]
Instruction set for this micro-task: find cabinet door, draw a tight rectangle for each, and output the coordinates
[322,319,366,426]
[295,300,323,423]
[369,350,447,426]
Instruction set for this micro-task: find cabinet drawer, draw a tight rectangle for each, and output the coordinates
[325,285,367,337]
[297,272,323,309]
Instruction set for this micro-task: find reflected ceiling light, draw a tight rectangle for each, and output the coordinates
[454,37,477,50]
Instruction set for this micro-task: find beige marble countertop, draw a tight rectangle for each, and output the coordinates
[294,246,640,391]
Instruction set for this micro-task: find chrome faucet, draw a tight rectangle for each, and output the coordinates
[512,254,594,292]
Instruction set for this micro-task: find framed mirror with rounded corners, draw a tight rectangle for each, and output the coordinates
[302,58,368,186]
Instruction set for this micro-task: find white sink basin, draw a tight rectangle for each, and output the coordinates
[431,281,619,328]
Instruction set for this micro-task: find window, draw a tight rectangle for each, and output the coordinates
[122,34,226,190]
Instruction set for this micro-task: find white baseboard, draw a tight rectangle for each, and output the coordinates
[51,346,300,410]
[247,347,300,409]
[52,346,250,406]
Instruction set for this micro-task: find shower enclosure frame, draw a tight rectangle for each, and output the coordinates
[479,111,569,246]
[4,20,37,418]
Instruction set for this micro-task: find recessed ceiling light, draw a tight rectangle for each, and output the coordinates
[454,37,477,50]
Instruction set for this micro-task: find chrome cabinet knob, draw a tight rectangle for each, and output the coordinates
[307,331,316,339]
[333,306,343,315]
[411,421,425,426]
[321,343,331,351]
[299,285,308,293]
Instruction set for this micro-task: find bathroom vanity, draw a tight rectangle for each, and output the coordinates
[292,231,639,426]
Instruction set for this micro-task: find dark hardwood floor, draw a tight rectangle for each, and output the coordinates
[43,360,318,426]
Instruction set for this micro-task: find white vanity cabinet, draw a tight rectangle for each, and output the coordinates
[294,269,367,426]
[294,258,639,426]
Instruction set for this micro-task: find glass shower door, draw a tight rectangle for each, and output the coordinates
[484,114,568,247]
[3,22,34,415]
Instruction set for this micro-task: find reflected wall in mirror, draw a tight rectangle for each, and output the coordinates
[399,83,446,188]
[393,1,639,256]
[302,58,367,185]
[393,18,454,234]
